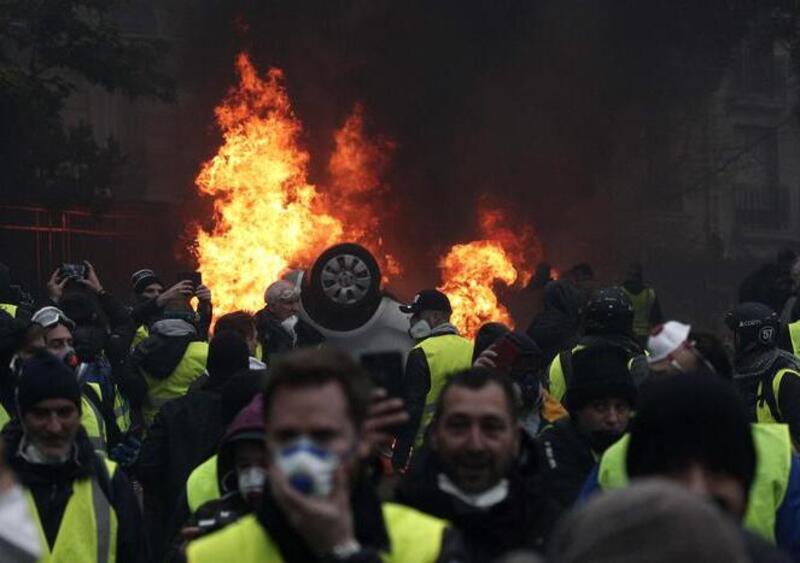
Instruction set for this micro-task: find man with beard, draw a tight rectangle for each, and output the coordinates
[254,280,323,365]
[395,369,559,561]
[547,287,647,404]
[539,345,636,509]
[727,303,800,448]
[129,269,213,346]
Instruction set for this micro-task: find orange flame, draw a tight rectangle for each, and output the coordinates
[438,205,543,338]
[193,53,396,315]
[326,103,401,279]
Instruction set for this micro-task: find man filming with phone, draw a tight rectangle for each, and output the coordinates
[129,269,213,343]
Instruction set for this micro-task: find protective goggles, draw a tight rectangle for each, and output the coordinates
[31,306,75,330]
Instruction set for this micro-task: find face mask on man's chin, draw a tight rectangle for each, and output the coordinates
[280,315,299,332]
[409,319,432,340]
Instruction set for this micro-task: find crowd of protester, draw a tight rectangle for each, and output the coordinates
[0,250,799,562]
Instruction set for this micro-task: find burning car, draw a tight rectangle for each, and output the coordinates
[288,243,414,362]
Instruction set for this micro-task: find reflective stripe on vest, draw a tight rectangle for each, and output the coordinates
[0,303,18,317]
[26,458,119,562]
[112,391,131,435]
[598,423,792,542]
[82,390,107,453]
[622,287,655,338]
[186,502,448,563]
[143,341,209,425]
[414,335,473,444]
[186,455,220,513]
[790,322,800,357]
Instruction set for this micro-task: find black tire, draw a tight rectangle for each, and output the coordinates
[304,243,382,331]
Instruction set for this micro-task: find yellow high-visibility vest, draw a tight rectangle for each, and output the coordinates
[413,334,473,445]
[143,341,208,426]
[26,458,119,562]
[789,322,800,357]
[186,455,220,513]
[186,503,448,563]
[597,423,791,543]
[622,287,656,338]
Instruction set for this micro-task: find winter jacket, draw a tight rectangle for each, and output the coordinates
[395,433,560,561]
[168,395,265,557]
[131,297,213,342]
[2,421,146,563]
[539,417,601,510]
[136,389,223,560]
[253,309,323,363]
[526,280,583,363]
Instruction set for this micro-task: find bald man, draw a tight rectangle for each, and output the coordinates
[254,280,324,365]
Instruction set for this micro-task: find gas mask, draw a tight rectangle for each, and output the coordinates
[408,319,432,340]
[273,436,340,497]
[237,466,267,497]
[51,344,77,365]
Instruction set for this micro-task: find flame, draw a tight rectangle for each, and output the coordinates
[193,53,396,315]
[438,205,543,338]
[326,103,400,279]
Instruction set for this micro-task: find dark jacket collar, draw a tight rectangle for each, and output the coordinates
[3,420,97,485]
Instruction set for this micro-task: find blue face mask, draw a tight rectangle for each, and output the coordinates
[274,437,340,496]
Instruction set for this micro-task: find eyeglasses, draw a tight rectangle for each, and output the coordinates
[31,306,75,330]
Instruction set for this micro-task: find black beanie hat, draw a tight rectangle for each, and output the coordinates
[131,269,163,295]
[565,344,636,413]
[207,331,250,386]
[17,353,81,416]
[627,374,756,492]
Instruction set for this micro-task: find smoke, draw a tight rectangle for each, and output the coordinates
[176,0,781,296]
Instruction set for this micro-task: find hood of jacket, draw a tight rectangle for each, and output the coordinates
[132,326,200,380]
[217,394,265,493]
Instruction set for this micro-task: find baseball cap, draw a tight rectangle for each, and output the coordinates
[399,289,452,315]
[647,321,691,364]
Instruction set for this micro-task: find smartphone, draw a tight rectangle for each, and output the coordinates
[361,351,405,437]
[59,263,87,281]
[177,271,202,289]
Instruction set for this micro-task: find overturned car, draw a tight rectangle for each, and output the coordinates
[287,243,414,372]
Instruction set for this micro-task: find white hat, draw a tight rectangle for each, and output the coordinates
[647,321,691,364]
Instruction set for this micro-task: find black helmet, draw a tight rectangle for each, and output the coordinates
[725,302,778,355]
[583,287,634,334]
